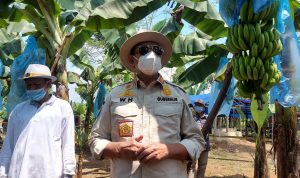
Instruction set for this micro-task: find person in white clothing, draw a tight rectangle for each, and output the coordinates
[0,64,76,178]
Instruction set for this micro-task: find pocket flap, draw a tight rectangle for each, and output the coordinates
[113,103,139,117]
[154,103,182,117]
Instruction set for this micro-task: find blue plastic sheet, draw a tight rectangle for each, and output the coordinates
[270,0,300,106]
[253,0,277,13]
[7,36,46,114]
[0,59,3,109]
[93,82,106,119]
[219,0,277,27]
[208,57,237,117]
[219,0,243,27]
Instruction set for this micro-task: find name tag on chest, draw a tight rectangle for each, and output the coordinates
[112,97,135,103]
[156,96,179,103]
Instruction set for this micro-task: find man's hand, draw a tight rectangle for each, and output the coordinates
[136,143,170,164]
[137,143,189,164]
[103,135,144,160]
[117,135,144,160]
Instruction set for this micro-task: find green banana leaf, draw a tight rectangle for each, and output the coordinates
[6,19,36,35]
[68,30,93,56]
[175,0,227,39]
[152,18,183,42]
[73,0,168,31]
[1,39,24,58]
[80,67,95,82]
[69,50,94,71]
[172,32,215,55]
[176,44,228,88]
[0,0,14,19]
[0,19,9,29]
[250,94,269,133]
[68,71,84,85]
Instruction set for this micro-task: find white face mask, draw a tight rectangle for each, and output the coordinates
[136,51,162,76]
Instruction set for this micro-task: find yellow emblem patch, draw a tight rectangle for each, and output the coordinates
[118,120,133,137]
[162,84,172,96]
[119,90,135,97]
[119,83,135,97]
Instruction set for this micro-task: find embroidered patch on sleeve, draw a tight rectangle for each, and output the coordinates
[118,120,133,137]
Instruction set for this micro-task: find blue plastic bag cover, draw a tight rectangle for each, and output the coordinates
[219,0,245,27]
[270,0,300,106]
[93,82,106,119]
[7,36,46,114]
[253,0,277,13]
[0,59,3,109]
[219,0,277,26]
[208,57,237,116]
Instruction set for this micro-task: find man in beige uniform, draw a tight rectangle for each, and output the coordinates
[89,30,205,178]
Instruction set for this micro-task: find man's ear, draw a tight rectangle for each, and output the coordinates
[128,55,138,69]
[45,79,52,89]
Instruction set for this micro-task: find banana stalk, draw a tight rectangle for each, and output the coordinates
[21,9,57,50]
[37,0,62,45]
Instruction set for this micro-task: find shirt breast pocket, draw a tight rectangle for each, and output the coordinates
[112,102,140,119]
[111,101,140,140]
[153,103,182,131]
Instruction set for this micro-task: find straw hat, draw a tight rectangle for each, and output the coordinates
[119,30,172,72]
[195,99,206,107]
[20,64,57,82]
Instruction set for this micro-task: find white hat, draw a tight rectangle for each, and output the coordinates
[20,64,57,82]
[119,30,172,72]
[195,99,206,107]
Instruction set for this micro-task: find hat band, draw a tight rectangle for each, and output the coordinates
[24,72,51,78]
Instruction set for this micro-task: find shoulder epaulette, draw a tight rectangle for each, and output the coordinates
[112,81,134,90]
[164,81,187,93]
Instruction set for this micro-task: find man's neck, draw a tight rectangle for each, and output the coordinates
[36,94,51,107]
[137,73,159,86]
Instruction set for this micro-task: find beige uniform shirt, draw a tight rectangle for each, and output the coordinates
[89,75,205,178]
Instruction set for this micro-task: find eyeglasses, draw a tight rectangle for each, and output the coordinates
[134,45,164,56]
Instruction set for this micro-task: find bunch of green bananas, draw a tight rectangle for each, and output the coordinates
[225,0,282,100]
[240,0,279,23]
[233,56,281,97]
[226,22,282,56]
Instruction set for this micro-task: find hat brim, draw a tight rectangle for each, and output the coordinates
[195,101,206,107]
[19,75,57,82]
[119,31,172,72]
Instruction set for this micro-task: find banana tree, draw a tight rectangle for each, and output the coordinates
[0,0,164,100]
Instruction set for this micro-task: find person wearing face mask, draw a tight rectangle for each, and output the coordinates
[89,30,205,178]
[190,99,210,178]
[0,64,76,178]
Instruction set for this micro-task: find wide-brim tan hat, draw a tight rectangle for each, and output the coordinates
[19,64,57,82]
[119,30,172,72]
[195,99,206,107]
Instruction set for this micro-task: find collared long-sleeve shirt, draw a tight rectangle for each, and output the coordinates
[89,75,205,178]
[0,95,76,178]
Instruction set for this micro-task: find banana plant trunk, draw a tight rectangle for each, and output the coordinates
[84,95,93,134]
[274,103,300,178]
[77,150,83,178]
[202,66,232,136]
[254,130,269,178]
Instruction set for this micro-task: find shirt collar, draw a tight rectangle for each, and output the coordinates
[134,73,165,89]
[30,95,56,107]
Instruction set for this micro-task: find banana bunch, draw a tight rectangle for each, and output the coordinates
[226,23,282,56]
[232,55,265,81]
[234,56,281,97]
[240,0,278,23]
[225,0,282,102]
[260,59,281,91]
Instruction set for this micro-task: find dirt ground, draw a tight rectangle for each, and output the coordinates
[77,136,277,178]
